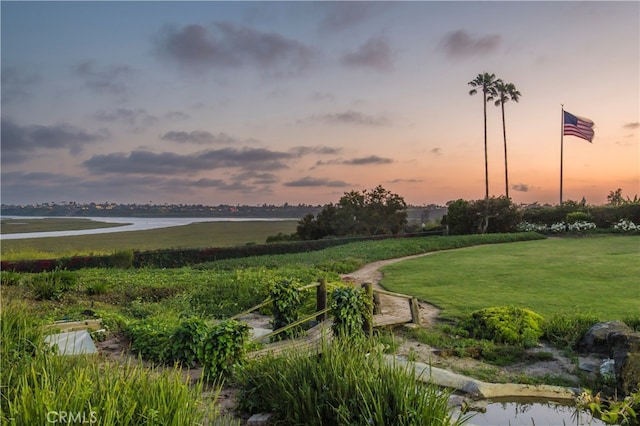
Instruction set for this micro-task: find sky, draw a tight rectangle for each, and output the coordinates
[2,1,639,207]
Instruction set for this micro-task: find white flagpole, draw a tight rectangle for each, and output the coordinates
[560,105,564,205]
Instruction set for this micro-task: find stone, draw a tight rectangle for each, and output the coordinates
[609,330,640,395]
[578,321,633,355]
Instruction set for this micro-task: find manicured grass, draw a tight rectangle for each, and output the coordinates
[380,236,640,321]
[0,220,298,259]
[1,217,128,234]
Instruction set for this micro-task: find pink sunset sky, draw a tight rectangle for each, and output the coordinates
[2,1,638,207]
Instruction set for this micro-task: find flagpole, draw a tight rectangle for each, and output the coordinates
[560,104,564,205]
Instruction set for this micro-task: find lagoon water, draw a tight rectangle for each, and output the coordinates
[0,216,292,240]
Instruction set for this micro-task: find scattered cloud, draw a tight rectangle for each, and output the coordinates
[512,183,529,192]
[310,91,336,102]
[388,178,423,183]
[1,117,110,164]
[439,30,502,57]
[72,61,136,95]
[302,110,390,126]
[431,148,442,156]
[284,176,350,188]
[316,155,393,167]
[231,171,280,185]
[154,22,317,75]
[288,145,342,156]
[164,111,190,120]
[83,147,293,175]
[161,130,246,145]
[93,108,159,131]
[623,122,639,129]
[341,36,394,72]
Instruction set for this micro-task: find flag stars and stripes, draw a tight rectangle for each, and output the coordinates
[563,110,595,142]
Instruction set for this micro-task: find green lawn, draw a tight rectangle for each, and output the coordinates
[380,236,640,321]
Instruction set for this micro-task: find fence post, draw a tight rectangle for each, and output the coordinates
[409,297,422,326]
[362,282,374,336]
[373,291,381,315]
[316,278,327,322]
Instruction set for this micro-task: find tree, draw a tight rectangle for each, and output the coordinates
[295,186,408,240]
[607,188,624,206]
[468,73,498,201]
[494,80,521,199]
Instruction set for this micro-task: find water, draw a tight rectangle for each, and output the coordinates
[461,398,605,426]
[0,216,292,240]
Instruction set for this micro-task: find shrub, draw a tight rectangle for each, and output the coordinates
[124,318,174,364]
[567,211,593,224]
[170,317,209,368]
[85,279,109,296]
[542,313,601,350]
[461,306,544,347]
[444,197,522,235]
[270,279,303,341]
[201,319,249,380]
[330,286,369,338]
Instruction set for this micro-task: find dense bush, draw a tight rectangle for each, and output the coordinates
[331,286,369,338]
[170,317,209,368]
[202,319,250,380]
[522,203,640,229]
[567,211,593,224]
[443,196,522,235]
[461,306,544,347]
[270,279,303,341]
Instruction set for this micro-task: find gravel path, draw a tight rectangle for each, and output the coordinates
[341,252,441,326]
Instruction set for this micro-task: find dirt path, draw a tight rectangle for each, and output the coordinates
[341,252,441,326]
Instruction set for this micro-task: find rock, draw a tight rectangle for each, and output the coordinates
[609,330,640,395]
[578,321,633,355]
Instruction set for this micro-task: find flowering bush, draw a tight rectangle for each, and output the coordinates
[568,221,597,232]
[517,222,548,232]
[613,219,639,232]
[550,222,568,233]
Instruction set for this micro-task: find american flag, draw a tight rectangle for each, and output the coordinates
[563,111,595,142]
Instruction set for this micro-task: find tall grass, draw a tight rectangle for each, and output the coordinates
[236,337,472,425]
[1,302,234,425]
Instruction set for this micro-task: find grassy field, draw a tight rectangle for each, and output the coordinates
[1,217,128,234]
[0,220,298,260]
[380,235,640,321]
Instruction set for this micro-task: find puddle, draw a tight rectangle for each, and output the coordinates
[460,398,606,426]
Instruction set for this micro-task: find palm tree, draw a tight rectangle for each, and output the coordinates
[468,73,498,201]
[494,81,521,199]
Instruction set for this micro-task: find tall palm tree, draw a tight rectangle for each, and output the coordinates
[494,81,521,199]
[468,73,498,201]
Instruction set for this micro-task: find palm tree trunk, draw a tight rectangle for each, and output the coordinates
[483,93,489,200]
[501,103,509,199]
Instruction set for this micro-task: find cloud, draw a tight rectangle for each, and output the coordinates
[316,155,393,167]
[83,147,293,175]
[164,111,190,120]
[284,176,350,188]
[155,22,316,75]
[231,171,280,185]
[93,108,159,131]
[72,61,136,94]
[623,122,639,129]
[1,66,40,105]
[288,145,342,156]
[1,117,109,164]
[341,37,394,72]
[302,110,390,126]
[161,130,244,145]
[388,178,423,183]
[439,30,502,57]
[431,148,442,156]
[512,183,529,192]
